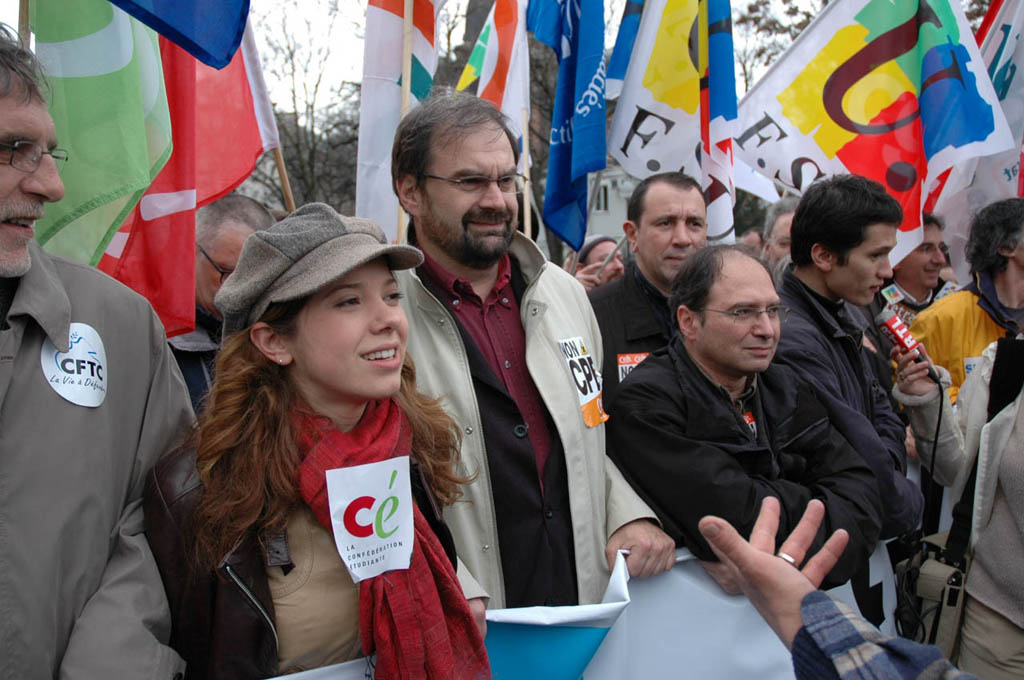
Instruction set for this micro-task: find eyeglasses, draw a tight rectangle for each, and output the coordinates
[701,305,789,324]
[422,173,525,194]
[198,245,233,282]
[0,141,69,173]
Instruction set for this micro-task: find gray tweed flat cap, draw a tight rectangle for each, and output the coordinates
[215,202,423,335]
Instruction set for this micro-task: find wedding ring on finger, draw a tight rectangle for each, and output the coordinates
[777,551,799,567]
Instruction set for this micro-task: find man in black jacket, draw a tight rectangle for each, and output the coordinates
[776,175,923,538]
[590,172,707,403]
[607,246,883,589]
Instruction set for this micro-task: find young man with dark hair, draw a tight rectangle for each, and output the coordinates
[910,197,1024,402]
[606,245,882,591]
[589,171,707,402]
[391,89,674,611]
[776,174,922,539]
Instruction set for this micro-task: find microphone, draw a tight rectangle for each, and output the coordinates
[874,309,942,385]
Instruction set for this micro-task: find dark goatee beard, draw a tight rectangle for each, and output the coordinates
[457,208,515,269]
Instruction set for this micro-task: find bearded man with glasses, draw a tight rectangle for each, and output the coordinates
[606,245,882,594]
[391,88,675,613]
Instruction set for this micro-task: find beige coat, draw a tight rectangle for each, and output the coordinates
[399,233,654,608]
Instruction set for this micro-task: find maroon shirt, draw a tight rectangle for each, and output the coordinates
[418,252,554,488]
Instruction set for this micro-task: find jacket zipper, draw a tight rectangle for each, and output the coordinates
[224,564,279,650]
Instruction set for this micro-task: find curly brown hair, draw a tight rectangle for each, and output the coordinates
[190,297,465,572]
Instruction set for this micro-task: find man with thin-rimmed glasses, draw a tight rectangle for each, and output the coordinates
[606,244,883,595]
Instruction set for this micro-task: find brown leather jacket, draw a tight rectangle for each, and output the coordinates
[144,445,457,680]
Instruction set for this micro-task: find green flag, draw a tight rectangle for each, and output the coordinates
[31,0,171,265]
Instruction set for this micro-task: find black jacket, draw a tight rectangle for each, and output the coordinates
[589,261,673,405]
[776,269,923,537]
[606,336,883,586]
[144,445,457,680]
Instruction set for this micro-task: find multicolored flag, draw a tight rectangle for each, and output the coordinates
[32,0,172,268]
[608,0,738,240]
[735,0,1014,264]
[528,0,607,251]
[97,23,280,336]
[456,0,530,167]
[356,0,447,241]
[931,0,1024,281]
[106,0,249,69]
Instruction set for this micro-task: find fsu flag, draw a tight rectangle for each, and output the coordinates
[735,0,1013,264]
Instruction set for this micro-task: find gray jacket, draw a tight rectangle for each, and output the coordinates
[0,240,193,679]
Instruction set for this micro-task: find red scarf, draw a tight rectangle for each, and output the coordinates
[295,399,490,679]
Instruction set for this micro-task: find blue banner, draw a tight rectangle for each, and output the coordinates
[606,0,644,98]
[107,0,249,68]
[528,0,607,251]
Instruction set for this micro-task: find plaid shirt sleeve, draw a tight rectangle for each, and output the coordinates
[791,591,977,680]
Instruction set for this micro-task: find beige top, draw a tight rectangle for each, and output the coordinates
[267,506,362,673]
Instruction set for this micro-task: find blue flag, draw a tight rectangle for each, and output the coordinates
[606,0,644,99]
[107,0,249,68]
[528,0,607,251]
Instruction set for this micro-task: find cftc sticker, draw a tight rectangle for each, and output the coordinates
[558,336,609,428]
[40,322,107,408]
[326,456,414,583]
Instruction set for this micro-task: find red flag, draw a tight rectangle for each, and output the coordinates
[99,24,280,337]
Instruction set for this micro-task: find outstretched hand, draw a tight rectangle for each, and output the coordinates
[697,497,849,649]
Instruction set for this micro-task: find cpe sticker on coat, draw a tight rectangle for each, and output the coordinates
[40,322,107,407]
[617,352,650,382]
[326,456,414,583]
[559,336,609,427]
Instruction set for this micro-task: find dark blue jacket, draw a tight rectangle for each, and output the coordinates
[776,269,923,538]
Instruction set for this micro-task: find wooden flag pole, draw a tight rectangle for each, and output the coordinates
[521,108,532,241]
[273,148,296,213]
[396,0,414,244]
[18,0,29,43]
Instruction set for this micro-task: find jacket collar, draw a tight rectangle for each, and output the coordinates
[781,267,866,342]
[968,271,1021,334]
[7,240,72,351]
[628,261,674,340]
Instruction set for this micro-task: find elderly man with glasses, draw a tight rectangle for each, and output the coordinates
[0,25,194,678]
[170,193,273,412]
[391,88,675,615]
[606,245,883,594]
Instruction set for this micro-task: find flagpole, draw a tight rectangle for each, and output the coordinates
[18,0,29,43]
[273,148,296,213]
[521,109,533,241]
[396,0,414,244]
